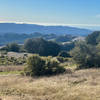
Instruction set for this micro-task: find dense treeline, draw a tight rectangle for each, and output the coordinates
[1,37,74,56]
[71,31,100,68]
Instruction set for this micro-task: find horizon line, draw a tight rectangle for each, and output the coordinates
[0,21,100,28]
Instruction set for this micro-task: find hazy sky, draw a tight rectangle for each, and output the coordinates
[0,0,100,30]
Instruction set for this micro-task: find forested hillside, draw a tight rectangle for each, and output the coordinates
[0,23,92,36]
[0,33,76,45]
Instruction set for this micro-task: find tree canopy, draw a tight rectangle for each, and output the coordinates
[24,38,60,56]
[86,31,100,45]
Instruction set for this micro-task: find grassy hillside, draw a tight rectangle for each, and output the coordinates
[0,31,100,100]
[0,69,99,100]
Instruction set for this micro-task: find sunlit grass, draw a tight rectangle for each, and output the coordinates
[0,71,22,75]
[0,68,99,100]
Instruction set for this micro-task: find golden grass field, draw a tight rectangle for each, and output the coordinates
[0,68,100,100]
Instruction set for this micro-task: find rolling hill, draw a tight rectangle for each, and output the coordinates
[0,23,92,36]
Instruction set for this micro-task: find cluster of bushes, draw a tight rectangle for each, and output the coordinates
[70,31,100,69]
[23,55,66,76]
[0,55,26,65]
[0,43,21,52]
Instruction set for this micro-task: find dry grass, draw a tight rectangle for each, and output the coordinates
[0,65,24,72]
[0,68,100,100]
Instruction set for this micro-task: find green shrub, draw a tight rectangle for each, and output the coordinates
[24,55,45,76]
[44,58,65,75]
[24,55,65,76]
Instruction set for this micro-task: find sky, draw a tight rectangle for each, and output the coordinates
[0,0,100,30]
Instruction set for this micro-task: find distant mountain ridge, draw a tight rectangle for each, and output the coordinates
[0,23,92,36]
